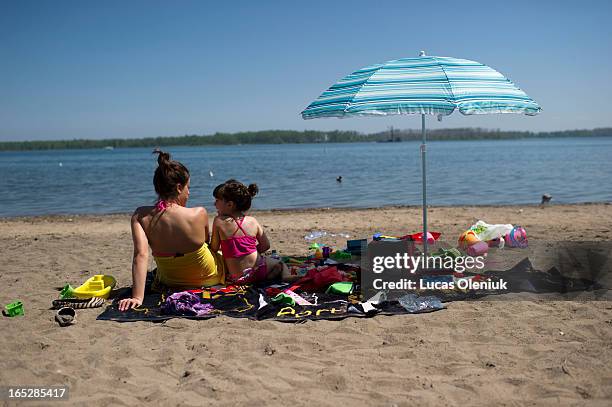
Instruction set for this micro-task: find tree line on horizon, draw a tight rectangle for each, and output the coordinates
[1,128,611,151]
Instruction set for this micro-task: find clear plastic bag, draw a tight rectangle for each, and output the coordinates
[469,220,514,242]
[397,294,444,313]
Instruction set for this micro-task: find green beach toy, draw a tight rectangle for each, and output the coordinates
[326,282,354,295]
[59,284,75,299]
[4,300,24,317]
[270,293,296,306]
[330,250,352,260]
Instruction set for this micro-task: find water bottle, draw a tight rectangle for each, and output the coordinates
[305,231,327,240]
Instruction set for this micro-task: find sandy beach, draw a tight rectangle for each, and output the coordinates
[1,203,611,406]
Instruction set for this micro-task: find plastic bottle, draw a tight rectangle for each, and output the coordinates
[322,247,331,258]
[305,231,327,240]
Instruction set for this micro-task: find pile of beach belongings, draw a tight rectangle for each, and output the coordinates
[97,252,602,322]
[98,258,446,322]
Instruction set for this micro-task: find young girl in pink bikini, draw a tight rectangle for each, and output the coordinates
[209,180,283,284]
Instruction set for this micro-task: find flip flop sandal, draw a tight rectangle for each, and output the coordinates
[55,307,76,327]
[52,297,106,309]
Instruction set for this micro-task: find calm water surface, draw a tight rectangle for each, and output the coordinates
[1,137,611,217]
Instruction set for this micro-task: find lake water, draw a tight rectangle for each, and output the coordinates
[1,137,611,217]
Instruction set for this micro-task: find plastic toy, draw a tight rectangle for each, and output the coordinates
[59,284,75,299]
[467,241,489,256]
[459,220,520,253]
[72,275,117,299]
[330,250,352,260]
[322,246,331,258]
[458,230,480,249]
[326,282,354,295]
[271,293,295,306]
[410,232,440,244]
[505,226,528,248]
[4,300,24,317]
[307,243,324,259]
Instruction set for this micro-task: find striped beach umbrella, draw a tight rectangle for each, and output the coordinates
[301,52,541,257]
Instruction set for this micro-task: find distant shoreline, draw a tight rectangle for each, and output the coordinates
[1,128,611,151]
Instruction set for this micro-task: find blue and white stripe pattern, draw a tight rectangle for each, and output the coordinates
[301,56,541,119]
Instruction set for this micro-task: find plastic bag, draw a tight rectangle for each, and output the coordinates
[469,220,514,242]
[397,294,444,313]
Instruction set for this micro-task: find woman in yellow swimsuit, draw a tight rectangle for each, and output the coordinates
[118,149,223,311]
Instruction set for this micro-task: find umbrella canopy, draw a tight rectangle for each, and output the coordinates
[301,55,540,119]
[301,53,540,258]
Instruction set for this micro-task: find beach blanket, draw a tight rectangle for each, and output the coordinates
[97,257,604,323]
[97,284,443,322]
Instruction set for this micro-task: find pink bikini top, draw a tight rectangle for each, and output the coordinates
[220,216,258,259]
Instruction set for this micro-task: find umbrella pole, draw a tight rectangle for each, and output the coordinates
[420,114,428,261]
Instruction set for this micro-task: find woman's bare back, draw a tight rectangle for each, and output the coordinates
[136,205,209,254]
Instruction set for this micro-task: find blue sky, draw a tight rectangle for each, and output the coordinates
[1,0,611,141]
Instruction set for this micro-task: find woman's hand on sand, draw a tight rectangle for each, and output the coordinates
[118,297,143,311]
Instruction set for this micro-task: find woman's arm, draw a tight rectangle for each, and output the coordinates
[119,211,149,311]
[209,217,221,253]
[200,207,210,243]
[255,220,271,253]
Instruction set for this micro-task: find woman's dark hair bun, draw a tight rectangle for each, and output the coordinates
[153,148,171,166]
[152,149,190,200]
[247,183,259,197]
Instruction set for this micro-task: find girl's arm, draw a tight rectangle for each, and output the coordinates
[119,211,149,311]
[209,217,221,253]
[255,220,271,253]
